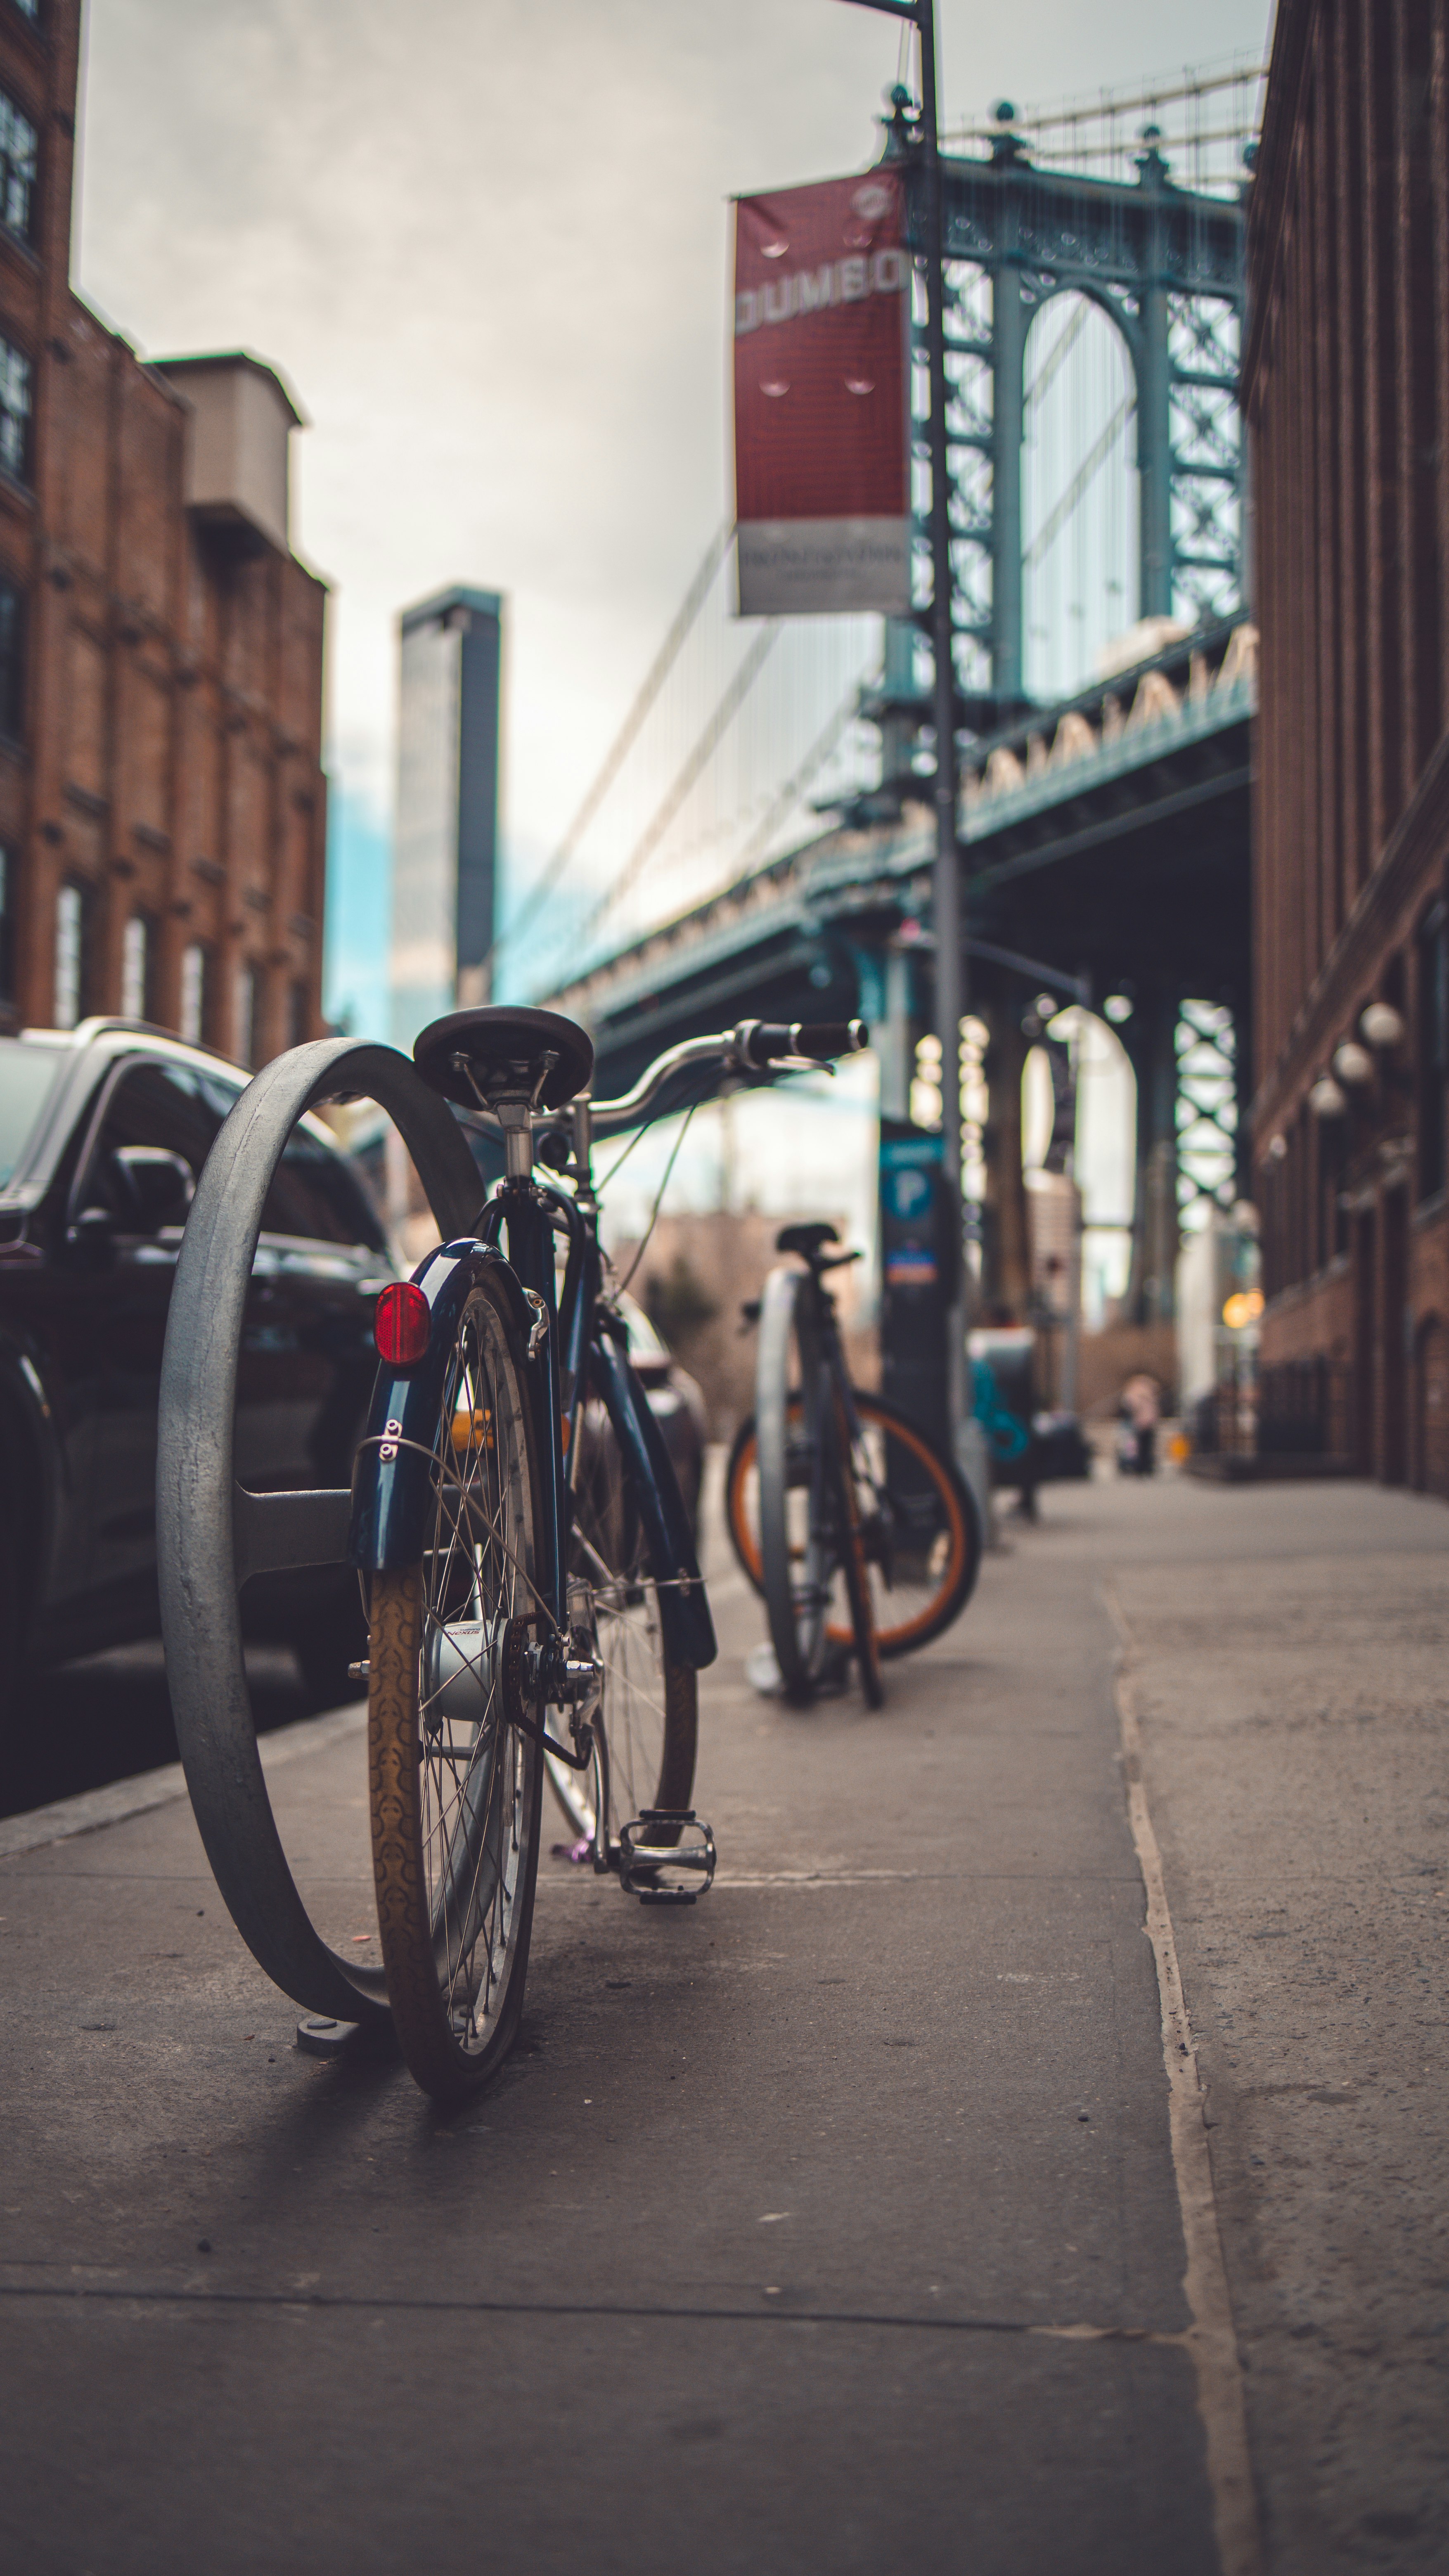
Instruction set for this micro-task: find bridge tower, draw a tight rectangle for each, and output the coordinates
[873,91,1252,1337]
[883,93,1248,731]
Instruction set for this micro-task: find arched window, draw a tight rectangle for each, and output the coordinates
[235,961,258,1069]
[179,941,210,1046]
[54,881,91,1030]
[121,913,154,1023]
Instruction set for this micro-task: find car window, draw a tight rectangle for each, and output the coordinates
[80,1055,387,1248]
[0,1039,65,1190]
[83,1061,234,1219]
[618,1292,671,1364]
[260,1122,387,1249]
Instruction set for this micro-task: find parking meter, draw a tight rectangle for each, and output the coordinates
[879,1119,959,1441]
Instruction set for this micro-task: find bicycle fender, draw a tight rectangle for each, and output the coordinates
[348,1239,530,1572]
[590,1328,717,1671]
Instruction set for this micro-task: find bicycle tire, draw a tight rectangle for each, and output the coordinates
[755,1265,831,1700]
[368,1269,546,2105]
[727,1390,980,1659]
[545,1400,697,1856]
[833,1385,884,1707]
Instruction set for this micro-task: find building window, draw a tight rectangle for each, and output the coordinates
[0,92,37,242]
[179,940,209,1044]
[235,961,257,1068]
[1418,904,1447,1202]
[54,879,90,1029]
[121,912,155,1022]
[0,841,12,1003]
[0,574,24,741]
[0,337,31,483]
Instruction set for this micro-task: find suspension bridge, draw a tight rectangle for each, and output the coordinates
[495,55,1266,1318]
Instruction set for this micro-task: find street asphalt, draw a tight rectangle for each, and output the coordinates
[1,1466,1444,2574]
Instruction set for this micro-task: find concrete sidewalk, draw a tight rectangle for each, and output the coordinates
[0,1473,1443,2572]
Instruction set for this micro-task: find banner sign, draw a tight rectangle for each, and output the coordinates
[732,171,912,617]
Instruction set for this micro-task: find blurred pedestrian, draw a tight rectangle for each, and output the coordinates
[1118,1372,1160,1477]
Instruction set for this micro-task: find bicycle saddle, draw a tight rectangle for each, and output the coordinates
[413,1006,595,1111]
[776,1222,838,1260]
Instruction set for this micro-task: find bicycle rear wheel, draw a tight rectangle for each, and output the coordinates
[833,1384,884,1708]
[755,1266,832,1701]
[544,1398,697,1857]
[727,1390,980,1660]
[368,1269,546,2105]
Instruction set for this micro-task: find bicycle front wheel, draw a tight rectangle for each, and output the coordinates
[368,1269,547,2105]
[727,1390,980,1660]
[545,1398,697,1856]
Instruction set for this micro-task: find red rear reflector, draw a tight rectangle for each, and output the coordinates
[374,1281,430,1368]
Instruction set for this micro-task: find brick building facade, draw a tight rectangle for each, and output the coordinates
[0,0,326,1065]
[1246,0,1449,1492]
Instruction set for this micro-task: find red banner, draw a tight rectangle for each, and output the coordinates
[732,170,912,617]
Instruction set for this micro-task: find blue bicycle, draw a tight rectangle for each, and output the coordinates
[160,1001,864,2104]
[352,1004,864,2102]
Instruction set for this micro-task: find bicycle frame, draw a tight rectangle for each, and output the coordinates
[347,1112,716,1672]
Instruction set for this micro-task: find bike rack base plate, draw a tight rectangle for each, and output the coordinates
[295,2015,400,2061]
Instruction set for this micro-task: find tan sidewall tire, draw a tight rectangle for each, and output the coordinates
[368,1564,542,2104]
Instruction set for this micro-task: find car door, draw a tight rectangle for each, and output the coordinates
[75,1056,237,1609]
[79,1054,393,1618]
[228,1103,394,1499]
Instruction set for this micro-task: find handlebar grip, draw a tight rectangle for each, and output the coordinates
[793,1020,869,1062]
[739,1018,869,1068]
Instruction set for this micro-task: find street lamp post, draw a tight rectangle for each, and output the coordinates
[838,0,966,1433]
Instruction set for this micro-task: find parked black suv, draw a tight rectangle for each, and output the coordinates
[0,1020,398,1724]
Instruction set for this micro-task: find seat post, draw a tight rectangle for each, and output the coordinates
[496,1095,535,1184]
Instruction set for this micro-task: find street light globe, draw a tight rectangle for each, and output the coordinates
[1265,1132,1288,1162]
[1309,1075,1347,1118]
[1332,1040,1374,1087]
[1360,1001,1406,1049]
[1103,994,1134,1023]
[1222,1290,1264,1331]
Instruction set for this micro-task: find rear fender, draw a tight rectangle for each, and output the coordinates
[348,1240,533,1573]
[590,1319,717,1671]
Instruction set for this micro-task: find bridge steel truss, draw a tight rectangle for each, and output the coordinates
[891,112,1248,722]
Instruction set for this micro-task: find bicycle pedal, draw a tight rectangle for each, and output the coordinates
[618,1810,717,1904]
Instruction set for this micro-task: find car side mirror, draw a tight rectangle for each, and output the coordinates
[112,1146,195,1234]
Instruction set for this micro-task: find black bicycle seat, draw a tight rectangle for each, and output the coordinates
[776,1222,838,1260]
[413,1006,595,1111]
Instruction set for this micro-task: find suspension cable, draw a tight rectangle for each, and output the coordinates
[483,514,736,976]
[578,621,782,954]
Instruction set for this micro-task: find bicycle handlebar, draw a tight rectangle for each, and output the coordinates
[736,1020,869,1068]
[536,1016,871,1141]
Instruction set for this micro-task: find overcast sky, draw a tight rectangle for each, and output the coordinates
[73,0,1273,1046]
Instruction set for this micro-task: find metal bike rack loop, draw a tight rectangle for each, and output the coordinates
[156,1037,482,2027]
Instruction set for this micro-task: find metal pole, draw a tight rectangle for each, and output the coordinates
[916,0,960,1190]
[834,0,968,1445]
[913,0,969,1449]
